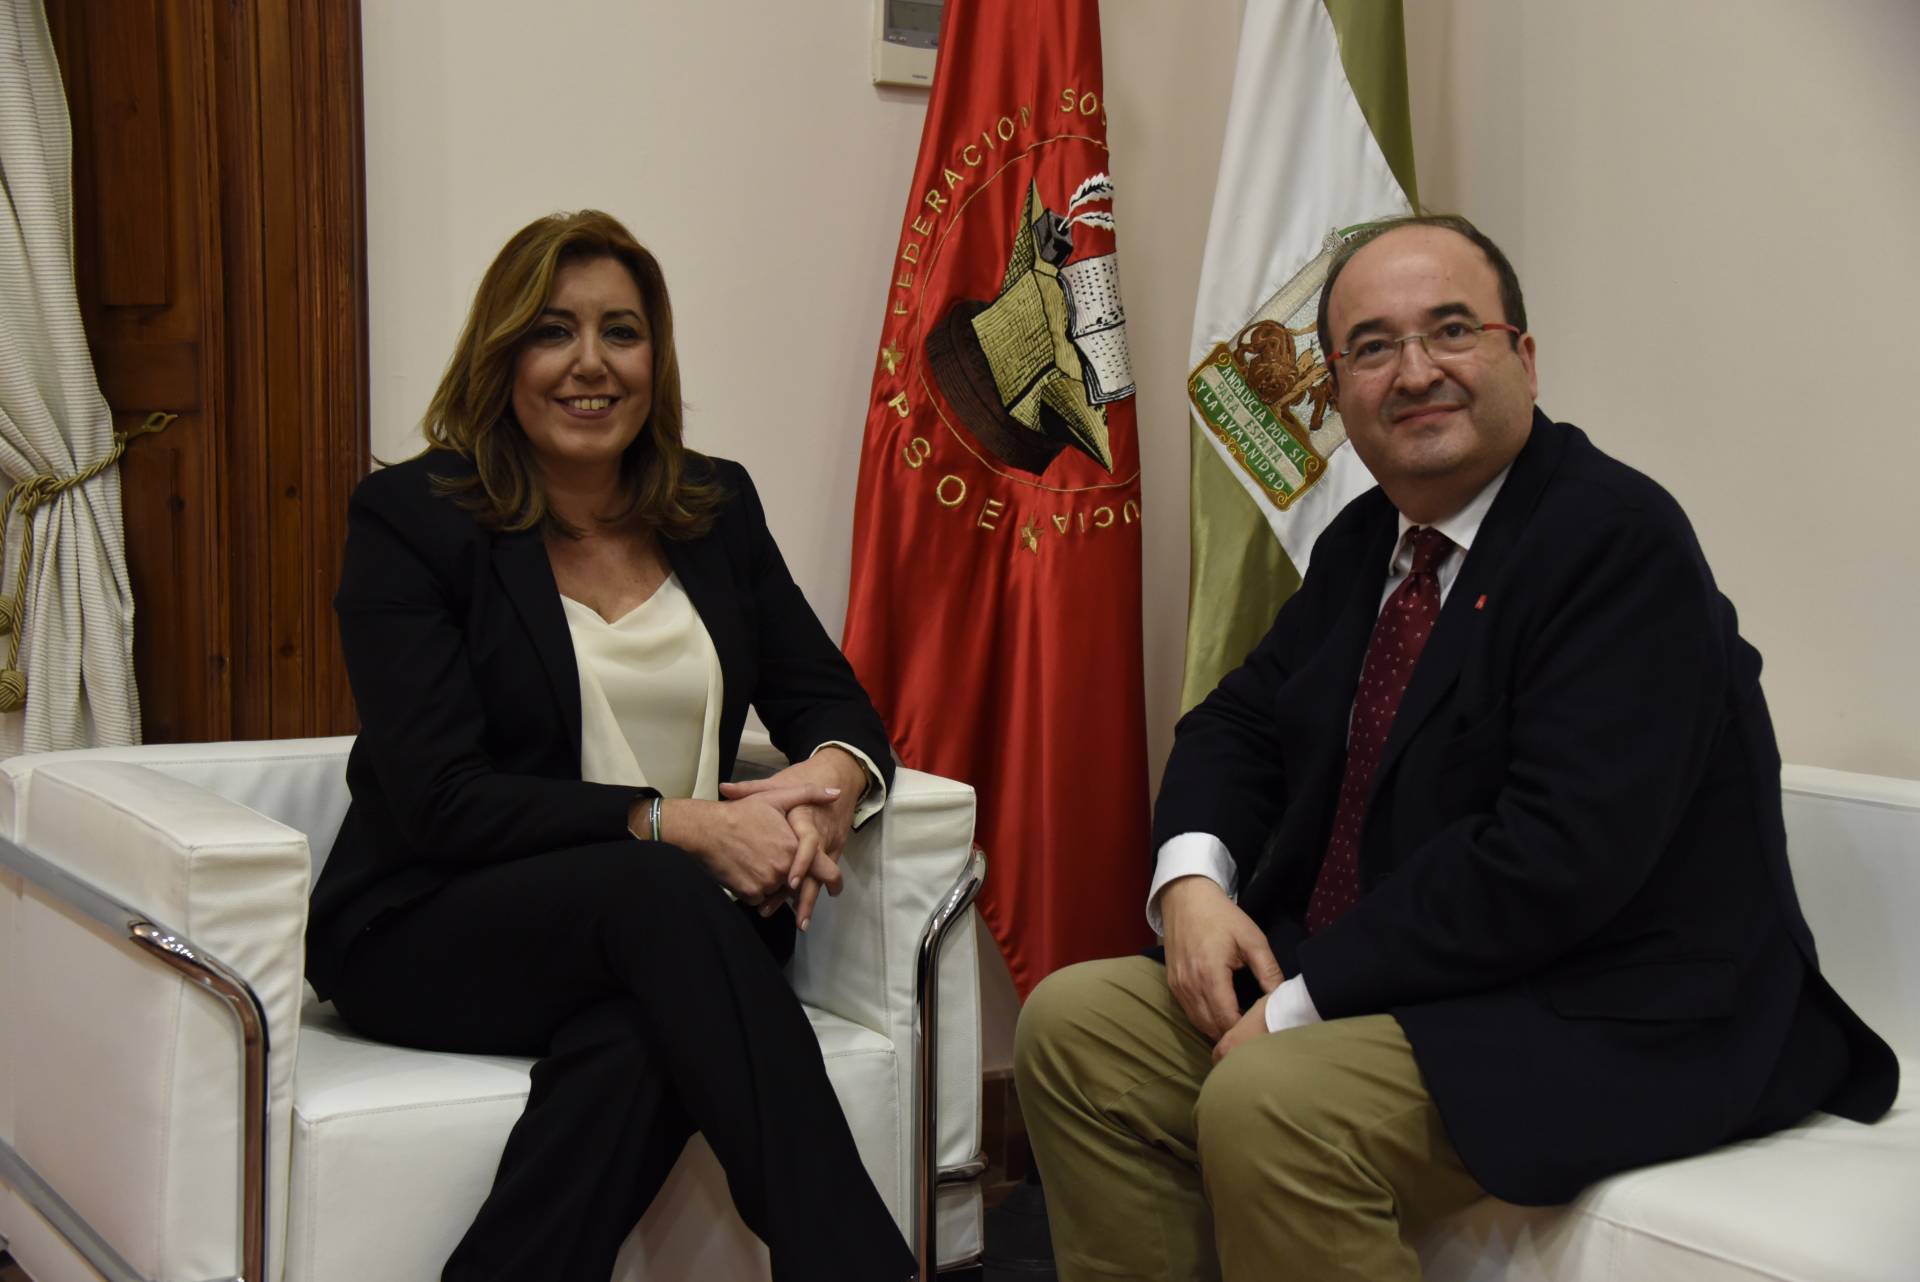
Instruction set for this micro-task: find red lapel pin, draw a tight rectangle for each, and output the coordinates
[1474,594,1487,610]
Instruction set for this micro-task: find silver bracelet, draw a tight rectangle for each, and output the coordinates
[648,794,663,843]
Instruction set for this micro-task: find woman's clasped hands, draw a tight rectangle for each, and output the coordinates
[646,746,869,931]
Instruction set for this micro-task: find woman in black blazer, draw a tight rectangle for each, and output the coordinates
[306,211,915,1282]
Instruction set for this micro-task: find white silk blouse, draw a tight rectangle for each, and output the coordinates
[563,573,725,802]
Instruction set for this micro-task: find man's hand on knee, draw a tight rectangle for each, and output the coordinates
[1159,877,1284,1040]
[1211,994,1272,1063]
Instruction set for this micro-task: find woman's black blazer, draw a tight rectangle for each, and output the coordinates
[306,449,893,999]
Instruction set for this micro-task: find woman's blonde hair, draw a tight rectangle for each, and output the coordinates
[422,209,722,538]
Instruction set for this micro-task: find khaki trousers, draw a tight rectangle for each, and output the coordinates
[1014,955,1484,1282]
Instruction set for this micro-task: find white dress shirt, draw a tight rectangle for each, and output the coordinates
[1147,464,1512,1032]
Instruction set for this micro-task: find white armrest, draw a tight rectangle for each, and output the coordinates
[0,735,354,871]
[786,764,981,1242]
[1781,764,1920,1056]
[789,768,975,1034]
[2,760,310,1282]
[729,731,978,1051]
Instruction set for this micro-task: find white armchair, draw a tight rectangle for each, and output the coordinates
[0,733,985,1282]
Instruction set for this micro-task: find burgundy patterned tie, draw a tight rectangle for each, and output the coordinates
[1304,526,1454,934]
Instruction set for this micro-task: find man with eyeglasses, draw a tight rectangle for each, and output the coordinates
[1014,214,1896,1282]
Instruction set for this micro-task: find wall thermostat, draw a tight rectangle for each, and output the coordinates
[873,0,941,88]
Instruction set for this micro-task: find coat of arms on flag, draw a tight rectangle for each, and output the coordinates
[1188,230,1348,512]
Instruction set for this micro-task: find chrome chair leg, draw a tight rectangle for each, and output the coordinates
[912,846,986,1281]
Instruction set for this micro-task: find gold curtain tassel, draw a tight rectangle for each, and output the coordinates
[0,412,178,709]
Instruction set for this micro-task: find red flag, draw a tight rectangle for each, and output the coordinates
[844,0,1151,998]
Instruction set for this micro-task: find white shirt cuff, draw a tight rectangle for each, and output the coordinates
[1145,833,1238,936]
[1264,974,1322,1033]
[814,741,887,827]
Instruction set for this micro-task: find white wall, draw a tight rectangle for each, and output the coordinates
[1403,0,1920,780]
[363,1,1920,1066]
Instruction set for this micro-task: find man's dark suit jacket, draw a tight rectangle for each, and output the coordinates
[306,450,894,1001]
[1155,411,1897,1204]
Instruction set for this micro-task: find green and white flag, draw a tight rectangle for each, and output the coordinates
[1180,0,1417,710]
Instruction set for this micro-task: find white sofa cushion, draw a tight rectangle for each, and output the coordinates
[285,1003,528,1280]
[285,1001,904,1282]
[1422,1068,1918,1282]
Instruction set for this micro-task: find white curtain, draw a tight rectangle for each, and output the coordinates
[0,0,142,754]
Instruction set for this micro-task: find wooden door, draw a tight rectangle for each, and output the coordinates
[46,0,367,742]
